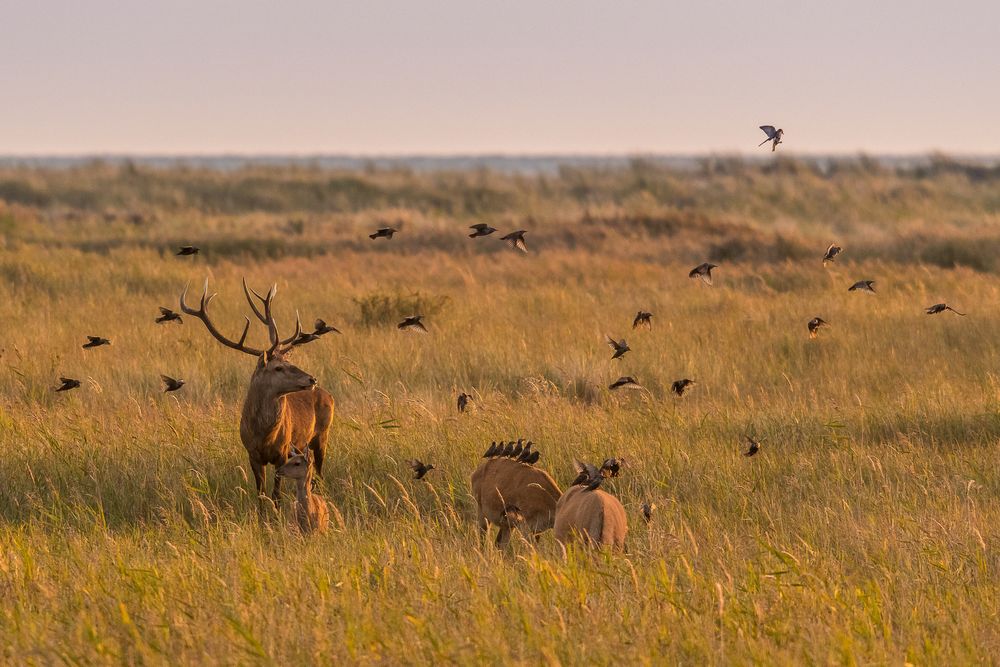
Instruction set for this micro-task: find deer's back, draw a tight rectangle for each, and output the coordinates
[471,458,562,533]
[554,486,627,550]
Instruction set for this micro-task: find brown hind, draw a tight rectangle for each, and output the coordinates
[181,278,335,504]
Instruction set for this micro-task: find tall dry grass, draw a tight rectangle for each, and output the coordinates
[1,162,999,663]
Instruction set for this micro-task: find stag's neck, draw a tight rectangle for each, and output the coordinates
[242,380,287,442]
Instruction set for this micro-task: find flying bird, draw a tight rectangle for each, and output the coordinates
[397,315,428,333]
[155,307,182,324]
[823,244,843,265]
[313,319,341,336]
[689,263,718,285]
[743,435,761,457]
[82,336,111,349]
[609,376,642,391]
[606,335,631,360]
[571,460,602,487]
[671,379,696,396]
[600,458,624,478]
[175,245,199,256]
[468,223,497,238]
[632,311,653,329]
[55,377,81,392]
[758,126,784,151]
[925,303,965,316]
[641,502,656,523]
[457,392,471,413]
[500,230,528,253]
[160,375,185,392]
[292,332,321,346]
[369,227,397,240]
[848,280,876,294]
[408,459,435,480]
[808,317,828,339]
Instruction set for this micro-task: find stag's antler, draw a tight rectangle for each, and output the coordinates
[242,278,302,351]
[180,279,264,356]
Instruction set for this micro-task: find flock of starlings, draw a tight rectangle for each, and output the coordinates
[46,127,969,546]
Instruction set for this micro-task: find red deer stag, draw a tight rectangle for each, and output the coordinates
[180,278,334,504]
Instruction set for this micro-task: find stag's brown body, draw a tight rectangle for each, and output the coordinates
[182,278,334,502]
[471,457,562,547]
[554,485,628,551]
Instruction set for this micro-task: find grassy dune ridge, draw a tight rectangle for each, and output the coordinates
[1,161,1000,663]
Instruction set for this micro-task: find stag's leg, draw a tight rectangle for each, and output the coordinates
[271,469,282,505]
[250,459,265,497]
[309,434,326,480]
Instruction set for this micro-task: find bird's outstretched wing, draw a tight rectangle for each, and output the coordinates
[759,125,777,138]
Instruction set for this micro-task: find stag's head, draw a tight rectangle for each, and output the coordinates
[180,277,319,395]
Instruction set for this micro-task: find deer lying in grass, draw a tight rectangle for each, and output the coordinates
[275,447,329,534]
[553,461,628,551]
[471,441,562,547]
[181,278,334,504]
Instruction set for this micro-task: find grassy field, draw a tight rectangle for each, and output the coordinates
[1,159,1000,664]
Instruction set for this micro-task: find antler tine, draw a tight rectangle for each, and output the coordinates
[179,278,264,357]
[264,284,280,353]
[242,276,269,324]
[279,310,304,352]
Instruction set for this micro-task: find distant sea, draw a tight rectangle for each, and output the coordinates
[1,154,997,174]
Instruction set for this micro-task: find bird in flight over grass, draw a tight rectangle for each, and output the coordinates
[369,227,397,240]
[160,375,185,392]
[632,311,653,329]
[823,244,843,265]
[457,392,471,412]
[808,317,828,339]
[925,303,966,316]
[743,435,761,457]
[292,332,321,346]
[82,336,111,349]
[176,245,199,256]
[408,459,435,480]
[500,230,528,252]
[468,223,497,238]
[156,307,182,324]
[55,377,81,392]
[689,262,718,285]
[609,376,642,391]
[758,126,784,152]
[600,457,625,478]
[641,502,656,523]
[312,319,341,336]
[671,378,696,396]
[606,335,631,360]
[398,315,428,333]
[848,280,876,294]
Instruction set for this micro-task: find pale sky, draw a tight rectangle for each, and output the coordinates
[2,1,998,155]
